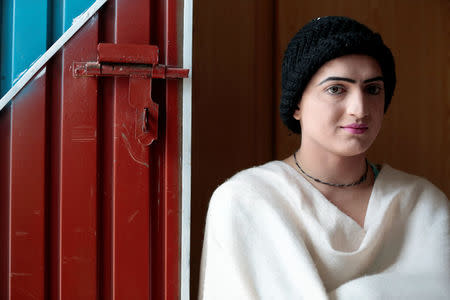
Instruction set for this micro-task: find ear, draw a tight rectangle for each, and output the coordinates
[293,103,302,121]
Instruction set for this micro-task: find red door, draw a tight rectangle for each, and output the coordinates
[0,0,189,299]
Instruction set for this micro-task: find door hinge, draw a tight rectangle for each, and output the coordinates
[72,43,189,146]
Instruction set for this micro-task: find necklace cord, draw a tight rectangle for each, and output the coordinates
[293,152,368,188]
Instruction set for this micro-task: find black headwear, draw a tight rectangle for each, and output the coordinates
[280,16,396,134]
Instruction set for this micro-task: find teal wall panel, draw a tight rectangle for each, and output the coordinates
[0,0,95,97]
[63,0,96,31]
[51,0,64,46]
[1,0,14,95]
[12,0,48,84]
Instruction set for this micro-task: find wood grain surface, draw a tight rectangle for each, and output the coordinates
[191,0,274,298]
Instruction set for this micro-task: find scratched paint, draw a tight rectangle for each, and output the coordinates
[10,273,32,277]
[14,232,29,237]
[72,126,97,142]
[120,132,150,168]
[128,210,140,223]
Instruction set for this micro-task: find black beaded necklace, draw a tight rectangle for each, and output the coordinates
[293,152,368,188]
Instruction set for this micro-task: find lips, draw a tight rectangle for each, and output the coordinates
[341,123,368,134]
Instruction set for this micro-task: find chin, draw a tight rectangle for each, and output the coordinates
[336,149,368,157]
[332,140,374,157]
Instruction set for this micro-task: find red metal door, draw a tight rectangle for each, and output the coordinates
[0,0,187,299]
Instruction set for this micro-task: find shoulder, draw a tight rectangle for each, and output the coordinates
[229,160,292,183]
[208,161,289,208]
[380,165,447,199]
[379,164,449,218]
[205,161,300,230]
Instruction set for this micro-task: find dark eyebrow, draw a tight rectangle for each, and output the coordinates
[363,76,384,83]
[318,77,356,85]
[318,76,384,86]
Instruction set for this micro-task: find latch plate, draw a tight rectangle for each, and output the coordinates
[72,43,189,147]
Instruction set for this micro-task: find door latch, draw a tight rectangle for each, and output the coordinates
[73,43,189,146]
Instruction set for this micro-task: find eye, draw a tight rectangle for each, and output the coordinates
[365,84,383,95]
[326,85,345,95]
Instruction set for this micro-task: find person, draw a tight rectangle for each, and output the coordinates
[198,16,449,299]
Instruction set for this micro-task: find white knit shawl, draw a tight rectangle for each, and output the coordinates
[199,161,449,300]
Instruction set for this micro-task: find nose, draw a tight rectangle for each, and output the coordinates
[346,89,368,118]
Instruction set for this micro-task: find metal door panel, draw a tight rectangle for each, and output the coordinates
[9,69,47,300]
[163,0,181,298]
[0,0,186,298]
[0,105,11,297]
[58,16,100,300]
[101,0,152,298]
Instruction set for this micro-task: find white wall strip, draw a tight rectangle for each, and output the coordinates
[0,0,108,112]
[181,0,193,298]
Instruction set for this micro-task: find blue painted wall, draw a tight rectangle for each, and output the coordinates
[0,0,95,97]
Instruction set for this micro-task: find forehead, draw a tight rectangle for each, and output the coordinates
[311,55,382,83]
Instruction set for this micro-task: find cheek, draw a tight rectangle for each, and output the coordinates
[368,102,385,138]
[372,101,385,123]
[301,103,341,131]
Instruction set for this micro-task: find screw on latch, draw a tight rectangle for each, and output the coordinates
[143,107,150,132]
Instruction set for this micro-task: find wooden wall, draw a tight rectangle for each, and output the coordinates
[192,0,449,297]
[191,0,275,298]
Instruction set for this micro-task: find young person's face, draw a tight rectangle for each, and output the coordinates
[294,54,385,157]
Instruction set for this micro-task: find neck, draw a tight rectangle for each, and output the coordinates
[296,145,367,185]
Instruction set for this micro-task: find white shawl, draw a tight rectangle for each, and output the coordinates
[199,161,449,299]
